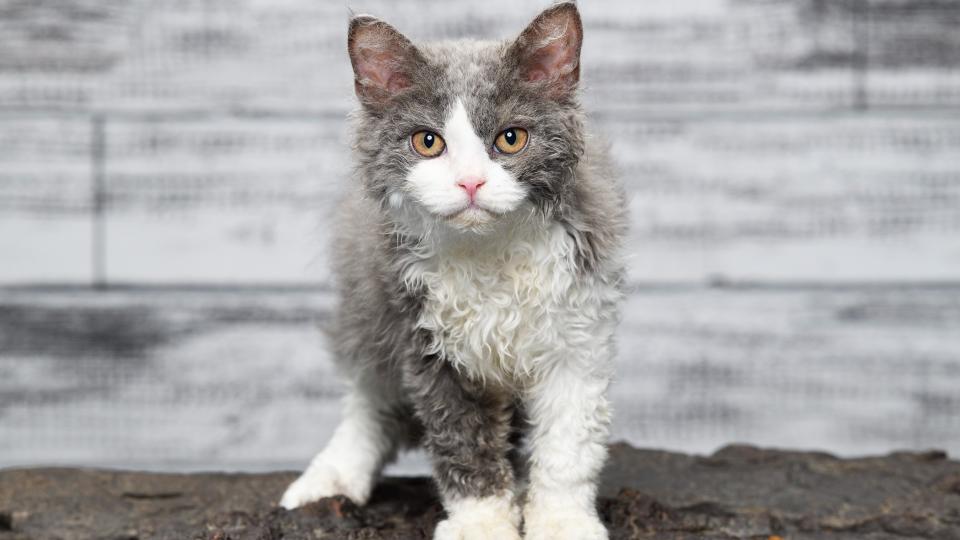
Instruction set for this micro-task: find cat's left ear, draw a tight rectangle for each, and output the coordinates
[508,2,583,99]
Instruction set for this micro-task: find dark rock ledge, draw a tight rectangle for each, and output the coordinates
[1,443,959,540]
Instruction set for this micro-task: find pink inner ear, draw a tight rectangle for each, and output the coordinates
[386,73,411,92]
[527,68,549,82]
[525,34,577,83]
[356,48,409,92]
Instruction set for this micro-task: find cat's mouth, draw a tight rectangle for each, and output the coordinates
[442,205,498,229]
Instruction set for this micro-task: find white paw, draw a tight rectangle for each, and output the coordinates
[434,495,521,540]
[279,458,372,509]
[523,507,607,540]
[433,515,521,540]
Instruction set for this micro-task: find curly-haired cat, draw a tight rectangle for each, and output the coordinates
[281,3,626,539]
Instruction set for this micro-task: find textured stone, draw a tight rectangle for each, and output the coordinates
[1,444,958,539]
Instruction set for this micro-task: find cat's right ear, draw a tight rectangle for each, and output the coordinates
[348,16,423,109]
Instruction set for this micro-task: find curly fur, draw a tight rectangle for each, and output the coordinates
[281,4,626,539]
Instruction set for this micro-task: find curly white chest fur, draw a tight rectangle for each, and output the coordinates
[406,222,620,385]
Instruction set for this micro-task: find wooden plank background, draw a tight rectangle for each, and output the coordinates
[2,0,958,285]
[0,0,958,468]
[1,286,956,470]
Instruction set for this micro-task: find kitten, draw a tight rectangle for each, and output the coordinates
[280,3,626,539]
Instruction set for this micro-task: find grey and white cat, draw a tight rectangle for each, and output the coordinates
[280,3,626,539]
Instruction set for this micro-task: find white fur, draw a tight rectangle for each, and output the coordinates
[407,221,618,537]
[434,493,522,540]
[280,387,396,509]
[290,96,621,539]
[400,100,620,538]
[403,100,527,226]
[398,100,619,387]
[522,361,613,540]
[406,218,619,388]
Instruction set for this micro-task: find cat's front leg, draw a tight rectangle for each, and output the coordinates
[405,354,521,540]
[522,354,612,540]
[280,380,405,509]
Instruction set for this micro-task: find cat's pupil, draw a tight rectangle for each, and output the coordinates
[424,133,434,148]
[504,130,516,145]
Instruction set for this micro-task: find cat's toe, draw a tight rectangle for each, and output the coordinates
[279,460,370,509]
[523,507,607,540]
[433,516,521,540]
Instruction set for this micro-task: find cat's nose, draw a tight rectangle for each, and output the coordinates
[456,177,486,201]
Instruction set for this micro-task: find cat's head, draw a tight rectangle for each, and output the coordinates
[347,2,585,235]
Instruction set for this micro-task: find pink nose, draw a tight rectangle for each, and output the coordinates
[457,177,486,201]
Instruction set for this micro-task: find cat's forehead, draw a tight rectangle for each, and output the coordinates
[416,40,508,129]
[421,40,503,82]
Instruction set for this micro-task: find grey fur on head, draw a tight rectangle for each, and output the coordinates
[347,3,623,257]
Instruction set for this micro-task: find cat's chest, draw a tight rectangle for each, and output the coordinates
[410,224,588,384]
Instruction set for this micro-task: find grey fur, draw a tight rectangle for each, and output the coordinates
[405,350,517,498]
[326,1,626,505]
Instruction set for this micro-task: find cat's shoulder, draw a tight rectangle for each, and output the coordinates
[558,130,628,275]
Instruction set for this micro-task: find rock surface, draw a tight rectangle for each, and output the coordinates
[1,443,959,540]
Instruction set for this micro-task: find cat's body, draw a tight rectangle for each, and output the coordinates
[281,4,626,539]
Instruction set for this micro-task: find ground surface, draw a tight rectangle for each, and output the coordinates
[2,443,959,540]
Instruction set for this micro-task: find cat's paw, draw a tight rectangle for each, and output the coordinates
[279,459,371,509]
[433,496,521,540]
[523,506,607,540]
[433,516,521,540]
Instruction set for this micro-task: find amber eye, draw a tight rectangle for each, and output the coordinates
[494,127,528,155]
[411,130,446,158]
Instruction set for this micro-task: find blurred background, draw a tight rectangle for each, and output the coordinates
[1,0,959,472]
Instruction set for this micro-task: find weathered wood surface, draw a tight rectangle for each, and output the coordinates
[614,112,960,281]
[0,0,863,112]
[0,117,92,282]
[1,0,959,284]
[2,0,956,112]
[3,110,960,283]
[2,444,959,540]
[865,0,960,107]
[1,0,958,474]
[1,286,956,471]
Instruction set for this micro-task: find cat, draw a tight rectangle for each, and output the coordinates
[280,2,626,539]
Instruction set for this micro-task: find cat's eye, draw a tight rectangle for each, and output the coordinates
[411,130,446,158]
[494,127,528,155]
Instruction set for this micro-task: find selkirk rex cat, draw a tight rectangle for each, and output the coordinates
[280,2,626,539]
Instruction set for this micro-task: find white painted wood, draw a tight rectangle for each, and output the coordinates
[2,1,957,285]
[612,113,960,282]
[0,1,956,469]
[0,0,865,113]
[100,119,344,284]
[0,118,92,283]
[0,287,955,470]
[5,112,954,284]
[865,1,960,107]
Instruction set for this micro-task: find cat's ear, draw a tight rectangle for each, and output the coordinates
[508,2,583,99]
[348,15,424,108]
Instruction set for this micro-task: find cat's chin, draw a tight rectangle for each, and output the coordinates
[443,206,499,233]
